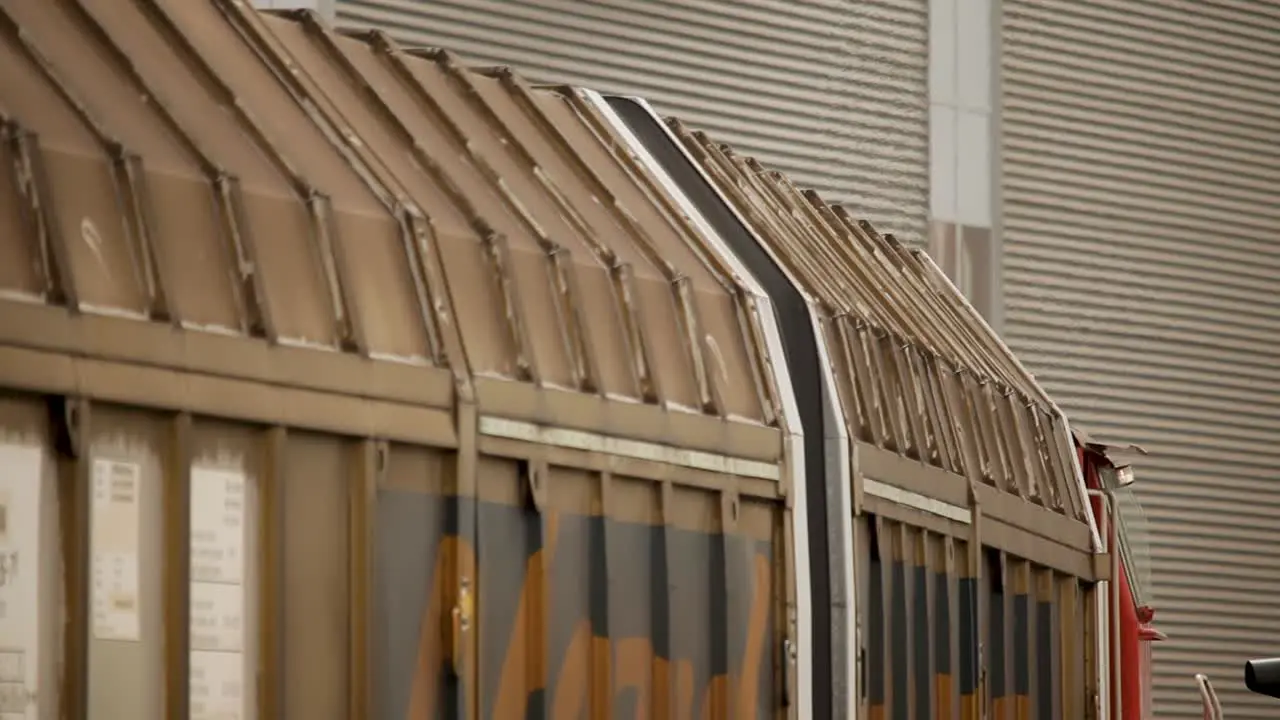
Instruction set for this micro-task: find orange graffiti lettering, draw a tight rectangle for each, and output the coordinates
[493,513,561,717]
[407,535,477,720]
[409,531,774,719]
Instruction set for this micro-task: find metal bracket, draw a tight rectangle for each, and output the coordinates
[1090,551,1112,583]
[720,489,740,534]
[53,396,88,460]
[524,459,548,513]
[448,575,472,677]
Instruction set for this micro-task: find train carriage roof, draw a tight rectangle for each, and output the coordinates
[0,0,784,477]
[0,0,1100,578]
[596,95,1103,574]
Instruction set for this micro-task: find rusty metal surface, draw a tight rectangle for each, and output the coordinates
[668,122,1096,558]
[0,0,780,460]
[0,1,792,718]
[592,91,1111,720]
[0,392,781,719]
[0,1,1121,717]
[859,518,1095,720]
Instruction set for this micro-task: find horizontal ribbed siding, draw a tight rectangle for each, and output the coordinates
[1001,1,1280,718]
[335,0,928,245]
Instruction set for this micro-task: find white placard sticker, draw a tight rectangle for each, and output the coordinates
[0,443,42,720]
[189,466,249,720]
[91,458,142,642]
[190,468,245,586]
[189,649,244,720]
[189,582,243,654]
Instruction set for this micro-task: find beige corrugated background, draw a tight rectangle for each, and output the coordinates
[334,0,929,247]
[1000,0,1280,717]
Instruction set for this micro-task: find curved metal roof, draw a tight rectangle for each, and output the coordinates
[0,0,781,472]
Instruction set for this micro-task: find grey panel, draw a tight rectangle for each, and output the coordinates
[334,0,929,246]
[1000,1,1280,717]
[374,490,446,720]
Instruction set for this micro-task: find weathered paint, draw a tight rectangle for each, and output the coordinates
[1036,571,1057,720]
[1013,564,1031,719]
[990,552,1008,720]
[856,519,1099,720]
[0,1,1124,718]
[868,528,886,720]
[910,538,930,720]
[378,505,775,719]
[959,572,979,720]
[933,537,954,720]
[377,471,782,719]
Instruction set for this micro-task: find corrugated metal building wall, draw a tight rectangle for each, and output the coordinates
[334,0,930,247]
[1000,1,1280,718]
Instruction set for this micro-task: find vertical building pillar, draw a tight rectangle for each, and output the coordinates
[928,0,1001,330]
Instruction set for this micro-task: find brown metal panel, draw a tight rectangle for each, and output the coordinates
[470,73,700,409]
[560,90,767,419]
[909,528,931,720]
[987,550,1010,720]
[858,442,970,510]
[0,301,456,409]
[0,7,144,317]
[162,414,191,720]
[280,431,351,720]
[348,439,380,719]
[860,496,968,542]
[182,0,436,354]
[1035,568,1060,720]
[42,0,287,334]
[958,536,978,720]
[252,12,560,369]
[0,338,458,449]
[828,318,871,444]
[1012,561,1031,720]
[868,516,888,720]
[1058,576,1080,720]
[259,426,286,720]
[978,517,1093,581]
[1081,582,1099,720]
[59,397,91,720]
[0,7,797,719]
[0,125,45,299]
[472,455,541,718]
[847,323,892,450]
[669,121,1093,570]
[656,479,681,719]
[386,44,618,383]
[934,535,955,720]
[972,484,1092,556]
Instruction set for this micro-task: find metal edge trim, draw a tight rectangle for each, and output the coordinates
[478,415,781,481]
[585,91,816,719]
[915,252,1103,553]
[863,477,973,525]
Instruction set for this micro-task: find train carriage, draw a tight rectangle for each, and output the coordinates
[0,1,1160,718]
[602,95,1120,719]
